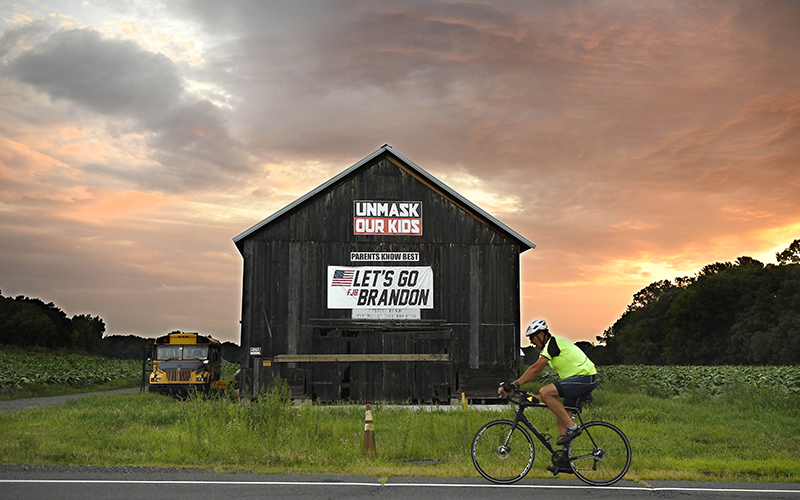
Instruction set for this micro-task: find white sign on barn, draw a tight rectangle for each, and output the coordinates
[327,266,434,309]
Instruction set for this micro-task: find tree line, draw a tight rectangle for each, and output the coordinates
[0,291,106,353]
[0,290,242,361]
[589,239,800,365]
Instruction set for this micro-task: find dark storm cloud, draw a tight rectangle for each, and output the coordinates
[4,27,251,192]
[167,1,554,166]
[174,1,800,250]
[10,29,182,117]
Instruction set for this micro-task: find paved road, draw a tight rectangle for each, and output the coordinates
[1,466,799,500]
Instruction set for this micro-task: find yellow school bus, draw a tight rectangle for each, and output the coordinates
[148,332,226,396]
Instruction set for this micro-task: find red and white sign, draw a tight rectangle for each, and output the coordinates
[353,201,422,235]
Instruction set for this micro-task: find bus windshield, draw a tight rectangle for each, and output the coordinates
[156,345,209,361]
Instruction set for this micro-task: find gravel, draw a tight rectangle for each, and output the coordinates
[0,388,139,413]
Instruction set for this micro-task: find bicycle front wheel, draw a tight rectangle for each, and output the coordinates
[568,420,631,486]
[471,420,535,484]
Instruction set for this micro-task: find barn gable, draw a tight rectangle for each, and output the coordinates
[234,145,534,251]
[234,145,535,403]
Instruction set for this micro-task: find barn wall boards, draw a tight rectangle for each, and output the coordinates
[234,145,535,403]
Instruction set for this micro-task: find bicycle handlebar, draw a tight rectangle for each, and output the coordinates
[502,387,591,413]
[502,387,540,406]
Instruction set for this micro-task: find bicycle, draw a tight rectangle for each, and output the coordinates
[471,388,631,486]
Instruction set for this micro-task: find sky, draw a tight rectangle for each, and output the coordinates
[1,0,799,345]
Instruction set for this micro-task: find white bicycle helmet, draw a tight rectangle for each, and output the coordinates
[525,319,549,338]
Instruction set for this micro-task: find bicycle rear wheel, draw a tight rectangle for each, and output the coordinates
[568,420,631,486]
[471,420,535,484]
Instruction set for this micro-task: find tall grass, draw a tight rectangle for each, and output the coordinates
[580,374,800,481]
[1,374,798,481]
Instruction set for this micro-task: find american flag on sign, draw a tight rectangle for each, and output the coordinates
[331,269,355,286]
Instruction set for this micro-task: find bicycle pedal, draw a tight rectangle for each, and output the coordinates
[546,464,573,475]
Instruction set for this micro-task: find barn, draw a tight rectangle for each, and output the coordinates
[233,145,535,403]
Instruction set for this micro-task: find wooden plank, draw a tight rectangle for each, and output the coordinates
[273,354,450,362]
[309,319,447,331]
[287,241,300,356]
[469,246,480,369]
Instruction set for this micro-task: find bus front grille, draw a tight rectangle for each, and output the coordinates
[165,369,192,382]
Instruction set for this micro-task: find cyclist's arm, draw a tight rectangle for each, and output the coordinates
[514,355,549,387]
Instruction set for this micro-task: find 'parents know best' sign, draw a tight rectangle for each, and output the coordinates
[327,266,433,309]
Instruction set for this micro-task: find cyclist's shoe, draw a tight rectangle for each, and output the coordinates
[556,426,582,446]
[546,463,574,475]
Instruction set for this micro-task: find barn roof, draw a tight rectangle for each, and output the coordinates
[233,144,536,252]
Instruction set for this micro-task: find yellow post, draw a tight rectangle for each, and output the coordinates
[462,392,468,447]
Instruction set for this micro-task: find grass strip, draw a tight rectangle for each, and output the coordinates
[1,380,798,482]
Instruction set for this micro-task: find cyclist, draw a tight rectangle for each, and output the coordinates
[499,319,598,467]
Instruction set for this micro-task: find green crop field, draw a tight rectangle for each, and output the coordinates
[0,352,143,399]
[521,364,800,397]
[0,355,141,390]
[596,365,800,396]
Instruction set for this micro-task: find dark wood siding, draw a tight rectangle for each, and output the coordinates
[238,153,526,403]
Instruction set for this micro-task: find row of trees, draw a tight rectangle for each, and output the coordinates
[0,292,106,353]
[0,291,242,361]
[591,239,800,365]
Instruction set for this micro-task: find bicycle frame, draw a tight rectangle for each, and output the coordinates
[504,396,586,464]
[473,390,632,485]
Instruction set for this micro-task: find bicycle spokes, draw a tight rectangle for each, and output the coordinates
[568,421,631,486]
[472,420,535,484]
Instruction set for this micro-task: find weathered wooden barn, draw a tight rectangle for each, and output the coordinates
[233,145,535,403]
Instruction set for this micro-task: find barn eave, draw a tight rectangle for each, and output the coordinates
[233,144,536,253]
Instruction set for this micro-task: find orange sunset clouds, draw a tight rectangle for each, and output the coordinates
[1,1,799,344]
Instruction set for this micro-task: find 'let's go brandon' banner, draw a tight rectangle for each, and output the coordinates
[327,266,433,309]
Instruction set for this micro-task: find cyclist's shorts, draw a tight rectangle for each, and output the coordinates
[554,374,599,408]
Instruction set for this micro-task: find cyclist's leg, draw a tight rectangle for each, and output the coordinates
[539,383,573,436]
[552,374,599,435]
